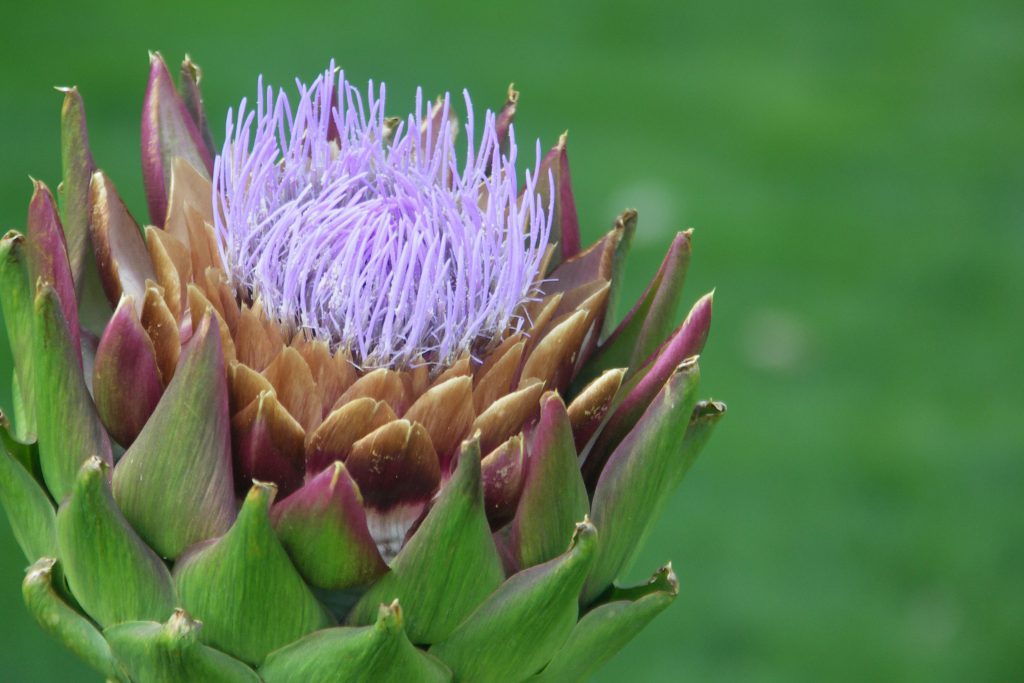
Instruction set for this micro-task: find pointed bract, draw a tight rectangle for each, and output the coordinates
[93,296,164,447]
[231,390,306,497]
[430,520,597,683]
[472,378,544,454]
[105,610,260,683]
[178,56,216,159]
[57,87,98,292]
[113,314,236,558]
[33,283,112,500]
[174,482,333,665]
[165,156,217,251]
[23,558,127,682]
[545,213,629,297]
[89,170,156,310]
[598,209,638,341]
[347,436,505,644]
[581,293,712,486]
[521,309,592,392]
[0,231,37,434]
[0,429,56,562]
[582,362,710,603]
[271,461,388,590]
[260,601,452,683]
[305,398,396,478]
[495,84,518,159]
[56,457,177,627]
[404,375,476,470]
[28,181,81,356]
[140,282,181,385]
[334,367,410,417]
[141,52,213,226]
[511,393,589,569]
[532,564,678,682]
[261,346,322,433]
[145,225,191,319]
[345,419,440,557]
[567,368,625,453]
[635,289,713,373]
[481,435,526,530]
[587,229,692,379]
[473,338,525,412]
[0,409,38,475]
[536,132,581,267]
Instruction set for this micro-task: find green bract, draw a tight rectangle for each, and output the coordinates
[0,53,726,681]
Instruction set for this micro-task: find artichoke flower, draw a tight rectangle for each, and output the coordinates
[0,53,725,683]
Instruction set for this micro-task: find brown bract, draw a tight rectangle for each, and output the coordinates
[108,157,616,534]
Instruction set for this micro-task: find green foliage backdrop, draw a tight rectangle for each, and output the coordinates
[1,0,1021,680]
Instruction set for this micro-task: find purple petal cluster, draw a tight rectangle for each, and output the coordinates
[213,63,552,369]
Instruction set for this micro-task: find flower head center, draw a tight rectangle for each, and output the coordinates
[213,63,551,370]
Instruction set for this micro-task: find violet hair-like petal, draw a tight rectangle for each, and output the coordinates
[213,62,553,370]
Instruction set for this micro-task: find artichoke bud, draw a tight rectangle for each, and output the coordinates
[1,54,727,681]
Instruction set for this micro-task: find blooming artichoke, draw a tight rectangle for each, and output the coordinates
[0,53,724,682]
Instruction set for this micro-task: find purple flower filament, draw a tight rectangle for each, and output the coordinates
[213,63,552,370]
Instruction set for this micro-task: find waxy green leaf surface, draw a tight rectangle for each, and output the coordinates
[23,558,127,682]
[56,457,176,627]
[431,520,597,683]
[113,315,235,558]
[174,483,333,665]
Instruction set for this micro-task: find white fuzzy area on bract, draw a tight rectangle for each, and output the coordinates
[365,502,427,563]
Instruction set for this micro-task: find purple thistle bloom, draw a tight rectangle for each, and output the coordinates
[5,53,725,679]
[213,62,553,370]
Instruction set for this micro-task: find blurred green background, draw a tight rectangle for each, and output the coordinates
[1,0,1022,680]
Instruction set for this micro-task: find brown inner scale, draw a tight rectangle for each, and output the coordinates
[108,156,627,557]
